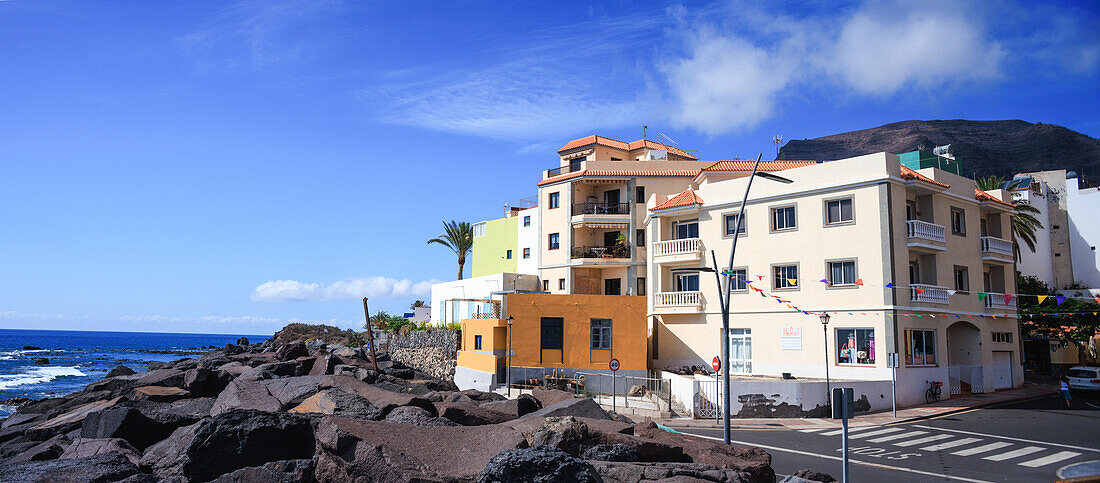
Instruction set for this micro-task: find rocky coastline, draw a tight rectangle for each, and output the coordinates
[0,331,798,482]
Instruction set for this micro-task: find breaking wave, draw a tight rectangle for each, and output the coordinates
[0,366,86,390]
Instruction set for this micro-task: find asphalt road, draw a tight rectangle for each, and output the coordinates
[668,392,1100,482]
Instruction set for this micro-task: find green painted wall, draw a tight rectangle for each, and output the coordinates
[472,216,518,277]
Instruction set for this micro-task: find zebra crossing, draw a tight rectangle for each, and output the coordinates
[795,424,1087,469]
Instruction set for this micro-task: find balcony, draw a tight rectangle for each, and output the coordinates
[980,236,1014,263]
[910,284,950,304]
[984,294,1018,310]
[654,291,703,314]
[570,245,628,265]
[572,202,630,216]
[545,161,583,179]
[653,238,702,264]
[906,220,946,252]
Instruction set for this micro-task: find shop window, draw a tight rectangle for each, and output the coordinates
[905,329,937,366]
[837,328,875,365]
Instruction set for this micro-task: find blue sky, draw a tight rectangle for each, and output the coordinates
[1,0,1097,335]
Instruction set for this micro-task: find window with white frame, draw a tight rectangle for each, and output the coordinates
[472,222,486,237]
[724,212,747,236]
[523,248,531,259]
[836,328,875,364]
[828,260,857,286]
[905,329,937,366]
[590,318,612,350]
[954,265,969,293]
[730,268,747,291]
[675,273,699,292]
[548,192,560,209]
[993,332,1013,343]
[729,329,752,373]
[771,206,796,231]
[523,216,531,227]
[773,264,798,289]
[548,233,559,250]
[825,198,854,225]
[950,207,966,235]
[673,219,699,239]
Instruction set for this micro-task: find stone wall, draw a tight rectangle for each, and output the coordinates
[388,329,459,380]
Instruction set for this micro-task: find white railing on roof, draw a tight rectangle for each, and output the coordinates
[653,238,701,257]
[907,220,945,243]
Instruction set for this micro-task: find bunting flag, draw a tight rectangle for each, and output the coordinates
[977,292,987,301]
[787,278,797,285]
[1037,295,1048,304]
[1003,294,1014,305]
[885,283,895,289]
[1056,296,1066,306]
[760,291,766,298]
[1094,298,1100,304]
[855,279,864,286]
[915,288,926,295]
[756,275,764,281]
[819,279,829,283]
[947,290,957,296]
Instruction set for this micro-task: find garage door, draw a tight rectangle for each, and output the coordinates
[993,351,1013,389]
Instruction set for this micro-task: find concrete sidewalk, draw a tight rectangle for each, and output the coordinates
[658,382,1058,430]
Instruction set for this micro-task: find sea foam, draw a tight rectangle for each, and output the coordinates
[0,366,86,390]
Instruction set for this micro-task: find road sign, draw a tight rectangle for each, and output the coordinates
[712,356,721,372]
[609,358,620,372]
[887,352,900,368]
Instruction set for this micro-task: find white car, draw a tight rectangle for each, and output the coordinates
[1065,366,1100,392]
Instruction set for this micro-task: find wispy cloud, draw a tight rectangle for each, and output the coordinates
[250,276,436,302]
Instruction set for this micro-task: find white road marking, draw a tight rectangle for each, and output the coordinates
[1018,451,1081,468]
[819,425,879,436]
[681,431,993,483]
[867,430,928,443]
[983,446,1045,461]
[952,442,1013,456]
[849,428,906,439]
[893,434,954,447]
[798,427,827,433]
[922,437,983,451]
[914,425,1100,453]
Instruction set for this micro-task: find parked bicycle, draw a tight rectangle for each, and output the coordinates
[925,380,943,404]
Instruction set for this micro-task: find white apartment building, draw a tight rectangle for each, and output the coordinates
[645,152,1022,410]
[1013,170,1100,290]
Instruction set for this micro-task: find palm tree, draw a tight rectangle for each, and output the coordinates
[973,176,1044,261]
[367,310,391,331]
[409,300,426,309]
[428,220,474,280]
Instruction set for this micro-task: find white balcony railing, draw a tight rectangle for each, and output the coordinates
[906,220,945,243]
[910,284,950,304]
[984,293,1018,310]
[655,291,702,307]
[653,238,701,257]
[981,236,1014,257]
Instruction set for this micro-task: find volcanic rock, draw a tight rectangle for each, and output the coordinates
[531,387,577,407]
[61,437,142,465]
[211,459,313,483]
[634,421,774,482]
[589,460,754,482]
[382,405,459,427]
[480,394,541,418]
[523,396,612,421]
[0,453,140,482]
[210,379,282,416]
[33,358,50,365]
[127,385,190,403]
[182,367,231,397]
[529,416,590,456]
[106,366,137,378]
[80,406,165,451]
[318,375,435,415]
[276,341,308,361]
[434,402,513,426]
[583,443,638,462]
[236,337,249,346]
[289,388,383,420]
[173,409,316,482]
[478,446,601,483]
[26,397,121,441]
[780,469,837,483]
[8,433,70,462]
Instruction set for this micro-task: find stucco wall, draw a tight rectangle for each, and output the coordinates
[472,216,518,277]
[1067,182,1100,287]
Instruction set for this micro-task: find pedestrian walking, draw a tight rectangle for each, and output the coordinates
[1059,375,1072,409]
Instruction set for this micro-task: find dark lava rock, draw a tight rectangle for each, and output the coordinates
[182,409,316,482]
[182,367,231,397]
[529,416,589,456]
[211,458,313,483]
[781,469,837,483]
[80,406,165,451]
[106,366,137,378]
[589,460,754,483]
[8,433,70,462]
[523,396,612,421]
[21,346,42,351]
[383,405,459,427]
[319,375,435,415]
[33,358,49,365]
[634,421,774,482]
[583,443,638,462]
[531,387,576,407]
[61,437,142,465]
[478,446,601,483]
[126,397,214,430]
[236,337,249,346]
[0,453,140,482]
[480,394,541,418]
[133,368,187,389]
[210,379,282,415]
[223,343,245,355]
[289,388,384,420]
[435,402,513,426]
[276,341,308,361]
[0,397,35,410]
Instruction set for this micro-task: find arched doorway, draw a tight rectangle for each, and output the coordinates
[947,321,983,394]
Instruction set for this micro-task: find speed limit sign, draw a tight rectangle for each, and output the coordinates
[609,358,620,372]
[712,356,721,372]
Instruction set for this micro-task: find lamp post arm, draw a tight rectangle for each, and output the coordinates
[709,250,726,313]
[726,153,763,275]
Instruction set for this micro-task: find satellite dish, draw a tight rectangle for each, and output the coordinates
[933,144,951,156]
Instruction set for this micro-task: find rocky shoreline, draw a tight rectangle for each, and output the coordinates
[0,334,811,482]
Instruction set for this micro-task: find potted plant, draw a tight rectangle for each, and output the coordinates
[612,234,629,258]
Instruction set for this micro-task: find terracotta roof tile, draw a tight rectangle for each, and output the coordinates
[557,135,698,160]
[702,160,820,172]
[899,166,950,188]
[975,187,1016,208]
[650,189,703,211]
[538,169,700,186]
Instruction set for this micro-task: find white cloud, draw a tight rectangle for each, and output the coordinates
[0,310,336,334]
[250,276,436,302]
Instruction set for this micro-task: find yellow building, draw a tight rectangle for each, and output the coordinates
[454,293,647,391]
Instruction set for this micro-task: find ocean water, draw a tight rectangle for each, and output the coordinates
[0,329,269,416]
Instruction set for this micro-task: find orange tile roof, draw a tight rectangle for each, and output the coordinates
[558,135,698,160]
[702,160,820,172]
[974,188,1016,208]
[899,166,950,188]
[650,189,704,211]
[538,169,700,186]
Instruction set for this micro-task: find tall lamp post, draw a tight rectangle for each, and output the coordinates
[506,316,514,398]
[820,312,831,409]
[670,154,793,445]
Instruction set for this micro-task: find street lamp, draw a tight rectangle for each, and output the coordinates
[506,316,514,398]
[820,312,831,409]
[672,154,794,445]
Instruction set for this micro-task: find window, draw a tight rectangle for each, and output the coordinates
[474,335,483,350]
[591,318,612,349]
[558,278,566,290]
[673,219,699,239]
[473,222,486,237]
[540,317,564,350]
[773,264,798,289]
[542,280,549,291]
[954,266,969,293]
[828,260,857,286]
[506,250,512,259]
[637,277,646,296]
[636,229,645,247]
[548,233,560,250]
[675,273,699,292]
[771,205,796,231]
[636,186,645,203]
[523,216,531,227]
[825,198,854,225]
[905,329,937,366]
[729,329,752,373]
[523,248,531,259]
[604,278,621,295]
[993,332,1013,343]
[730,269,747,291]
[549,192,560,209]
[950,207,966,235]
[724,213,747,236]
[837,328,875,365]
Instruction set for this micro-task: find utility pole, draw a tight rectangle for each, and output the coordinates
[362,297,380,371]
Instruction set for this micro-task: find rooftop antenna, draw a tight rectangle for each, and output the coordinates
[643,125,648,140]
[773,135,783,159]
[658,132,679,146]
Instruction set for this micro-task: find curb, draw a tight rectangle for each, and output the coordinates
[885,389,1058,424]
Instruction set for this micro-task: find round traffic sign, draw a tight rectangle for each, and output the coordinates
[712,356,721,372]
[609,358,620,372]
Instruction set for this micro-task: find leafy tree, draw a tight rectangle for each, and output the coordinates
[975,175,1006,191]
[1017,274,1099,365]
[410,300,427,309]
[974,177,1043,260]
[367,310,391,331]
[428,220,474,280]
